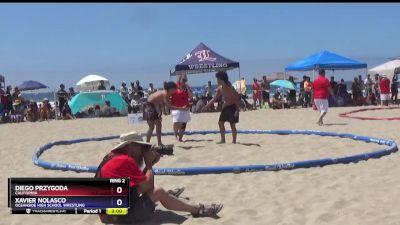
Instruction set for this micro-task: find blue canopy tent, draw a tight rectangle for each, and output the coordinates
[285,50,368,79]
[170,42,241,82]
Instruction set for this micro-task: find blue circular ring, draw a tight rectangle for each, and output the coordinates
[32,130,398,175]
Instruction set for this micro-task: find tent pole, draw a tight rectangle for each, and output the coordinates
[238,67,242,95]
[54,89,58,120]
[312,69,315,81]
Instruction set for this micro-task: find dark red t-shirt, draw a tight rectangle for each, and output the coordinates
[100,154,146,187]
[170,82,189,108]
[380,79,390,94]
[313,75,330,99]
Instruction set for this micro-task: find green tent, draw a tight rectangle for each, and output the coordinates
[69,91,128,115]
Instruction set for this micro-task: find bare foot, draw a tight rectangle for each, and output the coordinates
[216,141,225,144]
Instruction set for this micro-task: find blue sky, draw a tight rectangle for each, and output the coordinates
[1,3,399,89]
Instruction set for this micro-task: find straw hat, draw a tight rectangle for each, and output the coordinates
[111,131,152,152]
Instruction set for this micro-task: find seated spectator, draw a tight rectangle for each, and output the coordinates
[101,100,114,117]
[96,131,223,224]
[97,80,107,90]
[272,89,288,109]
[94,105,101,117]
[130,93,141,113]
[62,103,74,120]
[40,98,52,121]
[27,100,39,122]
[87,107,95,118]
[11,99,24,123]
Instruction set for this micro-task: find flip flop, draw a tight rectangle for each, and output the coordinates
[192,203,223,218]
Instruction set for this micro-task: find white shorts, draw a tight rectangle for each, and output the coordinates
[381,94,390,101]
[171,110,191,123]
[314,99,329,113]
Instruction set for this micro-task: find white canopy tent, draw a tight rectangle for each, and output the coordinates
[76,74,110,91]
[369,59,400,81]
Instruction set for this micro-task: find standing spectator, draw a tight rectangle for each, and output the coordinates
[373,74,380,102]
[4,86,13,118]
[252,78,262,109]
[68,87,76,100]
[148,83,157,96]
[205,81,213,103]
[97,80,107,90]
[120,82,129,103]
[358,75,365,97]
[57,84,68,117]
[351,77,362,105]
[27,100,39,122]
[304,76,313,107]
[391,74,398,103]
[364,74,374,104]
[261,76,271,107]
[129,82,137,102]
[298,75,306,108]
[287,76,296,107]
[170,74,192,142]
[0,84,6,120]
[313,69,335,126]
[379,74,391,106]
[337,79,349,106]
[329,76,338,107]
[136,80,144,98]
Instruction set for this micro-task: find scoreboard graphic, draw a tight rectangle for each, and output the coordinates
[8,178,130,215]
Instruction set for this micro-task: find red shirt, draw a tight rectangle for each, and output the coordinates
[170,82,190,108]
[380,78,390,94]
[100,154,146,187]
[313,75,330,99]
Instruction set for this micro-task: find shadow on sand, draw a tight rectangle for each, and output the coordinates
[176,145,204,150]
[183,139,213,143]
[324,123,348,126]
[139,210,189,225]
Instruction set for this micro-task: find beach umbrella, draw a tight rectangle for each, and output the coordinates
[17,80,48,91]
[76,74,110,91]
[270,79,296,90]
[265,72,297,81]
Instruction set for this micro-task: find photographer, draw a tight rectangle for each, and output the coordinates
[96,131,223,223]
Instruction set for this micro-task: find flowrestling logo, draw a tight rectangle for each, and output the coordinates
[195,50,216,62]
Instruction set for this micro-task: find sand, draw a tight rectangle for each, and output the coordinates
[1,106,400,225]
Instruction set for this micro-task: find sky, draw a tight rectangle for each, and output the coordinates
[1,3,400,89]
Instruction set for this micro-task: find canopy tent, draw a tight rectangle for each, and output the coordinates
[17,80,48,91]
[68,91,128,115]
[170,42,240,76]
[369,59,400,82]
[285,50,367,79]
[265,72,297,81]
[76,74,110,91]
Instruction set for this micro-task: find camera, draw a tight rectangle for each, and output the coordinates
[154,144,174,156]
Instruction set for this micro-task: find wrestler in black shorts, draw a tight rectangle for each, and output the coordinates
[219,104,239,124]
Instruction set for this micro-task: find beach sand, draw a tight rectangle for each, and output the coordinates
[1,106,400,225]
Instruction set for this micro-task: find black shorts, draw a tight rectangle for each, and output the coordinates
[262,91,270,101]
[143,102,160,122]
[99,189,155,224]
[219,104,239,124]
